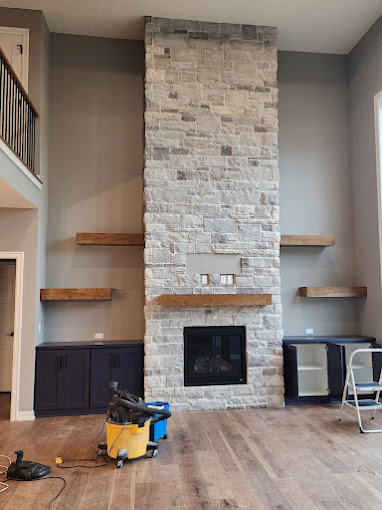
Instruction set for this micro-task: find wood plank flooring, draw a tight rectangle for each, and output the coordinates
[1,397,382,509]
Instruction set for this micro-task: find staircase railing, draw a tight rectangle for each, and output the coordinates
[0,46,39,175]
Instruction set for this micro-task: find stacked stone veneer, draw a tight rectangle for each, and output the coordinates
[143,17,283,411]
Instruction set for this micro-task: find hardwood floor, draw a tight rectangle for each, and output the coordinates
[1,403,382,509]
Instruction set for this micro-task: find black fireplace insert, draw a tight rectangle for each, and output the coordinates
[184,326,246,386]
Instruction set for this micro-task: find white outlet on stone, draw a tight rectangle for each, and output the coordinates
[306,328,314,335]
[220,274,234,285]
[200,274,209,285]
[94,333,104,340]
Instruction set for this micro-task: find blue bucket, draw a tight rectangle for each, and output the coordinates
[147,401,170,441]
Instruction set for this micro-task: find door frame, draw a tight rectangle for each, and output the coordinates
[0,252,24,421]
[375,90,382,290]
[0,26,29,91]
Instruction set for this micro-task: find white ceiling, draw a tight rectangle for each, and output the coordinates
[0,0,381,54]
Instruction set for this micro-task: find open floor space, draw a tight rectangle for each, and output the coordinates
[2,403,382,509]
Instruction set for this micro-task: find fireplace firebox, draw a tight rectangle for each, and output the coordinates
[184,326,246,386]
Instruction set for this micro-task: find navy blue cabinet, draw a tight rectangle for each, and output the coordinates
[283,336,377,405]
[90,346,143,408]
[34,342,143,417]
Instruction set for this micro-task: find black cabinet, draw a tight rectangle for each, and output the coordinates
[34,342,143,417]
[90,347,143,408]
[283,336,377,405]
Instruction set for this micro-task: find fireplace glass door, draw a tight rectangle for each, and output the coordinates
[184,326,246,386]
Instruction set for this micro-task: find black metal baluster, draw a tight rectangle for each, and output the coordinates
[0,54,4,141]
[11,77,15,151]
[0,49,38,174]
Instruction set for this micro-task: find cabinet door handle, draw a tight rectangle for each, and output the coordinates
[59,355,64,370]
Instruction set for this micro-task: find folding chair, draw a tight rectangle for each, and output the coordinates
[339,348,382,433]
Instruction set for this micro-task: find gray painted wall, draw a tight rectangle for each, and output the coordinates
[0,8,49,413]
[348,17,382,341]
[278,51,361,335]
[0,208,39,412]
[46,34,144,343]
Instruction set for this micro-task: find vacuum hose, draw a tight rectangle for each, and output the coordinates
[109,382,172,423]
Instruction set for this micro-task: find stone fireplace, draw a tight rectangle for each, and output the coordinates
[143,17,283,411]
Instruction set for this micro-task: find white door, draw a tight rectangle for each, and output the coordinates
[0,27,29,90]
[0,263,16,392]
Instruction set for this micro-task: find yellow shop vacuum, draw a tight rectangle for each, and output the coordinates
[99,382,171,468]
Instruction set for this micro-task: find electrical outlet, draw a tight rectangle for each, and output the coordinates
[94,333,104,340]
[220,274,234,285]
[200,274,209,285]
[305,328,314,335]
[38,322,41,333]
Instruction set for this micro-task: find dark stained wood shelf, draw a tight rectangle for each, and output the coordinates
[40,288,113,301]
[281,235,335,247]
[299,287,367,298]
[76,233,144,246]
[159,294,272,307]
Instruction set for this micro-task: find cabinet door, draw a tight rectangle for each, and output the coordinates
[327,343,345,401]
[62,350,90,409]
[113,347,144,398]
[90,349,114,408]
[372,349,382,382]
[34,350,64,411]
[283,344,298,402]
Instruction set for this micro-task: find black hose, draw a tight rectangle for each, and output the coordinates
[117,396,172,422]
[109,382,172,423]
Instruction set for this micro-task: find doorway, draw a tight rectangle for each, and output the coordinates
[0,26,29,90]
[0,260,16,407]
[0,253,23,421]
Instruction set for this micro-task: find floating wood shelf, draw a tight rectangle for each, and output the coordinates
[281,235,335,247]
[299,287,367,298]
[40,288,113,301]
[76,233,144,246]
[159,294,272,307]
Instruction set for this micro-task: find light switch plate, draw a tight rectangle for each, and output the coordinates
[94,333,104,340]
[220,274,234,285]
[200,274,209,285]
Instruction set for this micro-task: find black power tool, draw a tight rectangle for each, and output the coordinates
[7,450,51,481]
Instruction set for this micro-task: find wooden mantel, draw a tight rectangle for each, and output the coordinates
[159,294,272,307]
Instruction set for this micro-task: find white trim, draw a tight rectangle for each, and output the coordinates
[0,138,42,190]
[374,90,382,289]
[0,253,24,421]
[0,26,29,91]
[16,411,35,421]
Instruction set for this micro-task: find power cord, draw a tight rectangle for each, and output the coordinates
[1,454,65,508]
[55,421,109,469]
[56,457,108,469]
[0,454,11,493]
[9,476,66,509]
[55,419,128,469]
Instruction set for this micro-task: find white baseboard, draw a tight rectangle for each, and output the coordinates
[16,411,35,421]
